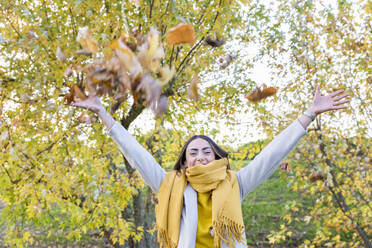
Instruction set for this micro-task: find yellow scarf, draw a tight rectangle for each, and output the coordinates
[155,158,245,248]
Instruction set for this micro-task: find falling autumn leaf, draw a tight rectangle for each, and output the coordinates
[64,65,73,77]
[309,171,325,183]
[219,54,236,69]
[75,50,92,56]
[67,27,170,116]
[261,86,277,98]
[76,26,98,54]
[64,84,88,104]
[158,65,175,86]
[112,38,143,81]
[154,96,168,116]
[246,84,277,102]
[280,162,290,173]
[56,46,66,61]
[204,37,225,47]
[188,74,200,101]
[166,23,195,45]
[136,74,161,108]
[137,27,165,72]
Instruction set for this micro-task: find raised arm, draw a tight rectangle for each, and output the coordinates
[236,85,349,200]
[71,96,166,193]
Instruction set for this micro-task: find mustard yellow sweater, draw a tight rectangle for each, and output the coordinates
[196,191,214,247]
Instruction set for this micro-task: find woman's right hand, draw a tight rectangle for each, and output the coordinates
[71,96,115,130]
[70,96,103,114]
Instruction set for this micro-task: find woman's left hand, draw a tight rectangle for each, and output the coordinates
[308,85,350,115]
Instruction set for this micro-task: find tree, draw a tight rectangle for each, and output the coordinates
[229,0,371,247]
[0,0,246,246]
[1,0,370,247]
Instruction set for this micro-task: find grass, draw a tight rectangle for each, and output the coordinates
[232,160,316,247]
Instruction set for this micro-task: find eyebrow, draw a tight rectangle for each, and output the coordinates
[189,147,212,151]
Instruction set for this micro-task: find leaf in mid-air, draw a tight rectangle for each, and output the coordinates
[204,37,225,47]
[309,171,325,183]
[137,27,165,72]
[76,26,98,54]
[187,74,200,101]
[56,46,66,61]
[166,23,195,45]
[246,84,277,102]
[219,54,236,69]
[64,84,88,104]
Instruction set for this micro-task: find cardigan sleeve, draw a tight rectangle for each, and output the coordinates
[108,121,166,193]
[236,119,307,200]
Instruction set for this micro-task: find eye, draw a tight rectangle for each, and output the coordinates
[190,153,196,156]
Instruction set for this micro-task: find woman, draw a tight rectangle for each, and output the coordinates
[71,85,349,247]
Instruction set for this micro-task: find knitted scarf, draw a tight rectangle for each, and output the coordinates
[155,158,245,248]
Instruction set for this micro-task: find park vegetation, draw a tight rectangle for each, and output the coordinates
[0,0,370,247]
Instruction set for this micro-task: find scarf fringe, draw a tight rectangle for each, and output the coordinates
[156,225,178,248]
[213,215,246,248]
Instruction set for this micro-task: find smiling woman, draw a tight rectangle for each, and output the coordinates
[173,135,230,169]
[71,85,349,248]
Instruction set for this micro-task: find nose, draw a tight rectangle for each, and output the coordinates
[196,155,206,164]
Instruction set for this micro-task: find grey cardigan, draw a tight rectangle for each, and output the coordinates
[108,120,307,248]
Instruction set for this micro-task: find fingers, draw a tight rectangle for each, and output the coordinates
[333,93,349,101]
[334,99,350,106]
[315,84,321,96]
[70,102,86,108]
[330,89,344,97]
[332,105,347,110]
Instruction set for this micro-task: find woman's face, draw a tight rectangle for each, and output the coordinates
[184,138,216,168]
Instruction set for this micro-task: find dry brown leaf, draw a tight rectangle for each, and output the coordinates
[204,37,225,47]
[75,49,93,56]
[166,23,195,45]
[90,67,112,83]
[65,84,88,104]
[69,27,171,115]
[112,39,143,81]
[246,88,261,102]
[137,27,165,72]
[246,84,277,102]
[280,162,290,173]
[219,54,236,69]
[73,84,88,101]
[187,74,200,101]
[310,171,325,183]
[56,46,66,61]
[136,74,161,108]
[158,66,175,86]
[76,27,98,54]
[111,40,133,59]
[154,96,168,116]
[64,65,73,77]
[130,27,145,47]
[261,85,277,98]
[83,77,97,96]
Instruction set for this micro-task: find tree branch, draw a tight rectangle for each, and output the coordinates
[318,132,372,247]
[121,102,145,129]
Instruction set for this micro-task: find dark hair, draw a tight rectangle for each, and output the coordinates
[173,135,230,171]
